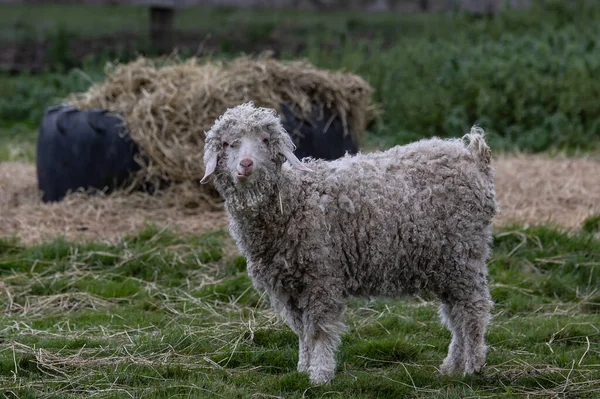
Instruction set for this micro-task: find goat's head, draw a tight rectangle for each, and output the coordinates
[200,102,312,189]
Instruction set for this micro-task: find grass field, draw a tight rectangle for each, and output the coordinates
[1,1,600,398]
[1,226,599,398]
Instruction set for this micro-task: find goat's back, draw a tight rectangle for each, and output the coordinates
[292,136,497,297]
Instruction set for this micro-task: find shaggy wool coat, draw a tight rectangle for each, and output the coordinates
[201,102,497,384]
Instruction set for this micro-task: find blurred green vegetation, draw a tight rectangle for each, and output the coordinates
[1,0,599,154]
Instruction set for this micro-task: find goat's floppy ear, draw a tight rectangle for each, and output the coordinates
[272,121,313,173]
[200,152,217,184]
[280,146,313,173]
[200,146,218,184]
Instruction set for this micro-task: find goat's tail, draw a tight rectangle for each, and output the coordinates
[462,125,492,174]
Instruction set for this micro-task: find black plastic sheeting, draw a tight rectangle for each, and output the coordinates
[36,103,358,202]
[36,105,142,202]
[279,103,357,161]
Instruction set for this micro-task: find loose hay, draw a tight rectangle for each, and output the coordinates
[0,162,229,245]
[2,155,598,244]
[66,54,377,201]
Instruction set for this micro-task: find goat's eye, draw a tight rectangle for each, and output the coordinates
[222,141,229,149]
[263,138,269,145]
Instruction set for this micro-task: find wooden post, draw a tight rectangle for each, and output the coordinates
[149,5,175,54]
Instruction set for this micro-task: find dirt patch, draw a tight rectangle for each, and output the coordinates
[1,155,599,245]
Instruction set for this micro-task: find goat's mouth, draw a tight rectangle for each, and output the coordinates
[235,170,254,182]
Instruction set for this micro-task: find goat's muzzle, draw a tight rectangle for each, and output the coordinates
[236,158,254,180]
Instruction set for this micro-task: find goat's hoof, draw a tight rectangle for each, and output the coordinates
[308,368,334,385]
[297,362,309,373]
[464,358,485,375]
[439,359,463,376]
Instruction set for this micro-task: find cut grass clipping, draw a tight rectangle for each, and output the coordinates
[66,54,377,206]
[1,225,599,398]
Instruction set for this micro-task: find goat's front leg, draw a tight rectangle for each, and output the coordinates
[278,299,310,373]
[297,333,310,372]
[302,284,346,385]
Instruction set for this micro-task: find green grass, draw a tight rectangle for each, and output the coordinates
[0,127,36,163]
[0,225,599,398]
[0,67,105,162]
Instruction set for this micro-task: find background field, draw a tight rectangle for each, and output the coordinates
[1,1,600,398]
[2,1,600,155]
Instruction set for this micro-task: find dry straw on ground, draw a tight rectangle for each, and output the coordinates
[1,155,598,245]
[0,162,229,245]
[66,54,377,199]
[494,153,600,229]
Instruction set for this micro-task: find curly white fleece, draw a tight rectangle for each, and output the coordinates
[202,102,497,385]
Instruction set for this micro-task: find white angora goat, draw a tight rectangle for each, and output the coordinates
[201,102,497,385]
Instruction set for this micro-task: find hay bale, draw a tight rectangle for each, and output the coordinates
[66,54,377,198]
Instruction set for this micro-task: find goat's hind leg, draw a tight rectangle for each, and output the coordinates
[439,302,465,376]
[461,292,492,374]
[440,288,492,376]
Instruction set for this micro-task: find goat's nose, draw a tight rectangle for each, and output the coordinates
[240,158,253,168]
